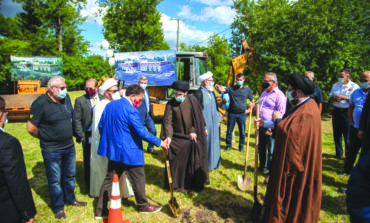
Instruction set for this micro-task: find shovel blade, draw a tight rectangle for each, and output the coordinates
[238,174,251,191]
[168,197,181,217]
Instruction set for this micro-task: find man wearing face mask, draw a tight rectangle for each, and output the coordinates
[90,78,133,199]
[257,73,322,223]
[329,69,359,159]
[339,71,370,176]
[27,76,87,219]
[194,71,223,171]
[74,78,104,192]
[0,96,37,223]
[215,73,254,152]
[96,85,169,216]
[305,71,323,113]
[137,76,158,155]
[161,81,208,193]
[258,72,286,176]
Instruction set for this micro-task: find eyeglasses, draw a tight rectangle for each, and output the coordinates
[58,86,66,90]
[263,80,274,83]
[85,87,94,91]
[107,89,118,93]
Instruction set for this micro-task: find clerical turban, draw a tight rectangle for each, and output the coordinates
[171,81,189,92]
[288,73,315,95]
[198,71,213,83]
[99,78,117,94]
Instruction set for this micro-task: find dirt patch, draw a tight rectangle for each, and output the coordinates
[180,205,237,223]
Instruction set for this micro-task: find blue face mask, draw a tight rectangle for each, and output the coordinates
[287,91,293,101]
[58,88,67,99]
[361,82,369,89]
[237,81,244,86]
[175,95,185,103]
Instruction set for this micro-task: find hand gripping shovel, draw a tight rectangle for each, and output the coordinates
[162,149,180,217]
[238,109,253,191]
[250,105,265,223]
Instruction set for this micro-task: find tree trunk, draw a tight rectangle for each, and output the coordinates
[58,16,63,52]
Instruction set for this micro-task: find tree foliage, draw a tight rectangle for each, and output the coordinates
[232,0,370,111]
[101,0,169,52]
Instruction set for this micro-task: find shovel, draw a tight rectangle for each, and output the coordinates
[250,105,265,223]
[238,109,253,191]
[162,149,181,217]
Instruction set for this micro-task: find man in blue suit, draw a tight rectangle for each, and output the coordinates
[95,85,169,218]
[137,76,158,155]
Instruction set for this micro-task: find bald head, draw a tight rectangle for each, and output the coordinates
[360,71,370,91]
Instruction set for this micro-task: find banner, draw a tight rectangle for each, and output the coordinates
[115,50,177,86]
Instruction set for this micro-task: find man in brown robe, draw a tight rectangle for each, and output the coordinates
[161,81,208,193]
[256,73,322,222]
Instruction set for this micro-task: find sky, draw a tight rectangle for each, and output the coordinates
[0,0,236,56]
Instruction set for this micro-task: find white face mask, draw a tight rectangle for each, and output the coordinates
[338,78,345,84]
[206,82,214,91]
[112,91,121,100]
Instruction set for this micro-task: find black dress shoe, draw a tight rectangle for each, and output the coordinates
[338,187,347,193]
[71,200,87,207]
[224,147,231,152]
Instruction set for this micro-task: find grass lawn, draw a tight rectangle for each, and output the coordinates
[5,90,350,222]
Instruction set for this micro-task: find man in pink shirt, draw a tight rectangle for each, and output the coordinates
[258,72,287,176]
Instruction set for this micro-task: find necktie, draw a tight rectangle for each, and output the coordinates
[93,97,98,106]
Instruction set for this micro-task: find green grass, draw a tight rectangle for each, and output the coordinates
[5,91,350,222]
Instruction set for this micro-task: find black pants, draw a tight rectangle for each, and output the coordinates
[344,126,364,173]
[82,131,92,190]
[332,107,350,158]
[96,161,149,215]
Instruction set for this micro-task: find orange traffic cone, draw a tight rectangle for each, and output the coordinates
[103,174,130,223]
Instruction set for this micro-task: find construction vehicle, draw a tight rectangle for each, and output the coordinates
[2,80,47,122]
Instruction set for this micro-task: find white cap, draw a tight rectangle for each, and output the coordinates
[99,78,117,94]
[198,71,213,83]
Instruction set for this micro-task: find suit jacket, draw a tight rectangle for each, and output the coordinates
[137,89,152,123]
[97,97,161,165]
[359,94,370,147]
[0,131,36,222]
[74,93,104,141]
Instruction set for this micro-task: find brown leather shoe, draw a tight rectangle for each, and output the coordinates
[147,150,159,155]
[54,210,66,219]
[71,200,87,207]
[139,205,162,214]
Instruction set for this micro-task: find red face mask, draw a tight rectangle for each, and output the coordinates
[132,98,142,108]
[85,89,96,97]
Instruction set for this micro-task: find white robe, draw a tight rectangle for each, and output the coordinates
[90,98,134,197]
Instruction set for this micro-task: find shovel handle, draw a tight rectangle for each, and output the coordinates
[244,109,253,175]
[254,105,260,187]
[162,149,175,200]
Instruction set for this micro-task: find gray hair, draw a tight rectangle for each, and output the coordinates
[47,76,65,90]
[138,76,147,81]
[306,71,315,79]
[265,72,278,83]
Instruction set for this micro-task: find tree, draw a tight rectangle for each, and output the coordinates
[232,0,370,111]
[206,34,231,85]
[101,0,169,52]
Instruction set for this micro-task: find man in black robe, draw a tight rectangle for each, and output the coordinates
[161,81,208,193]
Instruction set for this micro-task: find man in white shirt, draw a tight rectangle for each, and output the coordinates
[329,69,359,159]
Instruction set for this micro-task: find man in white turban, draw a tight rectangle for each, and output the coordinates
[90,78,133,202]
[194,71,223,170]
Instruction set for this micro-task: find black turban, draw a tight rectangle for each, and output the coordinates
[171,81,189,92]
[288,73,315,95]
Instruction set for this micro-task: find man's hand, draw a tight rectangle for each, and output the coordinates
[215,84,225,92]
[161,140,169,150]
[245,109,250,114]
[205,129,208,136]
[190,133,197,143]
[254,118,265,128]
[23,218,34,223]
[358,130,364,140]
[273,111,282,121]
[166,137,171,147]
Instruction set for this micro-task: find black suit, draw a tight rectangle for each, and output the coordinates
[74,93,104,189]
[0,131,36,222]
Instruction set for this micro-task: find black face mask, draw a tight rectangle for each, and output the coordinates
[262,82,270,89]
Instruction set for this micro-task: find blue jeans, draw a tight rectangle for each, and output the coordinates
[226,112,246,150]
[145,116,157,151]
[258,127,275,172]
[42,146,76,213]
